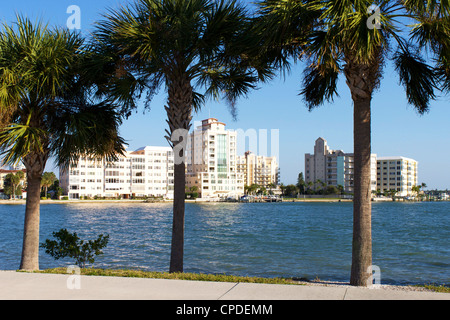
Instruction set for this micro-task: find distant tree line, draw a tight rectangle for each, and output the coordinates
[279,173,347,198]
[2,171,62,200]
[243,183,277,196]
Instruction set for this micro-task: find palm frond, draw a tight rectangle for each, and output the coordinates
[94,0,269,121]
[0,17,127,170]
[0,122,47,166]
[49,102,126,169]
[403,0,450,16]
[300,63,340,111]
[394,48,438,114]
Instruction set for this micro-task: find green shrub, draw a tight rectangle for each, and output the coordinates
[40,228,109,268]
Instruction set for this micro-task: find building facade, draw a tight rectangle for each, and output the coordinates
[305,137,377,193]
[60,146,174,199]
[185,118,244,199]
[236,151,279,188]
[305,138,419,197]
[376,156,418,197]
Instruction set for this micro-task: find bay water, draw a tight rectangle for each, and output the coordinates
[0,201,448,285]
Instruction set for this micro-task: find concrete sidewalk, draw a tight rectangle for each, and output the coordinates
[0,271,448,300]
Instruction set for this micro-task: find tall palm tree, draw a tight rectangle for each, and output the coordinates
[94,0,270,272]
[257,0,449,286]
[0,17,125,270]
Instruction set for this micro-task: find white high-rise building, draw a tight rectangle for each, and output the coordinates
[60,146,174,199]
[185,118,244,199]
[376,156,418,197]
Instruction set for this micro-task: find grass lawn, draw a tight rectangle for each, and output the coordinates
[33,267,300,285]
[30,268,449,293]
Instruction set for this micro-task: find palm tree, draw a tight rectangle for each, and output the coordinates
[296,172,306,194]
[267,182,276,192]
[0,17,125,271]
[249,183,260,195]
[94,0,270,273]
[41,172,57,199]
[315,179,323,193]
[279,183,286,196]
[4,171,24,199]
[307,181,314,194]
[257,0,449,286]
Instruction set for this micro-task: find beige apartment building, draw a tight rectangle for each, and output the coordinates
[185,118,244,199]
[376,156,418,197]
[305,138,419,197]
[236,151,279,188]
[305,137,377,194]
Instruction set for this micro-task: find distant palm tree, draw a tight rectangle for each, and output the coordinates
[94,0,270,272]
[315,179,323,193]
[4,172,23,199]
[279,183,286,196]
[307,181,314,193]
[41,172,57,198]
[0,17,125,271]
[257,0,449,286]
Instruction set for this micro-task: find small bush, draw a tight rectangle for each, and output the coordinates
[40,228,109,268]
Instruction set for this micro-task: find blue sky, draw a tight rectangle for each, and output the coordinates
[1,0,449,189]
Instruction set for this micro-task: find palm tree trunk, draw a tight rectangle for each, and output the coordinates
[20,151,47,271]
[170,161,186,272]
[165,73,193,273]
[344,53,381,287]
[350,97,372,287]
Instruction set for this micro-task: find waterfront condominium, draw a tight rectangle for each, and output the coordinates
[236,151,280,188]
[185,118,244,199]
[60,146,174,199]
[376,156,418,197]
[305,137,377,194]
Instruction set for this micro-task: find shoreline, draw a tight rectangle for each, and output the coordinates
[1,198,448,204]
[0,198,353,204]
